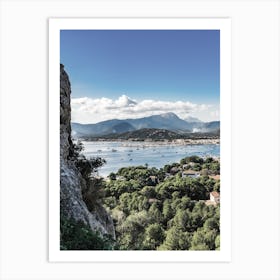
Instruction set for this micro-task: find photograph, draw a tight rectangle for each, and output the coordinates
[59,28,222,251]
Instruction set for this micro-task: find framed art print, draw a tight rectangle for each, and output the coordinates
[49,18,231,262]
[2,0,280,279]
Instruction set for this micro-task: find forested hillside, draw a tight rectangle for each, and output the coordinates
[102,156,220,250]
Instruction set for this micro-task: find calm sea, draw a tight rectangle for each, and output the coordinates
[81,141,220,177]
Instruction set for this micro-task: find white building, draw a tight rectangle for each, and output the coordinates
[210,191,220,204]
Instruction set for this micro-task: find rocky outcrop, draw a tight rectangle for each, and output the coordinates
[60,64,115,238]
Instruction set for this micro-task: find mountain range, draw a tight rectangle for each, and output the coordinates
[71,112,220,138]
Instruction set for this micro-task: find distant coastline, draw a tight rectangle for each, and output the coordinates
[80,138,220,146]
[74,127,219,145]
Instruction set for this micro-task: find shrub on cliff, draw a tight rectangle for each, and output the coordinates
[60,216,115,250]
[70,141,107,210]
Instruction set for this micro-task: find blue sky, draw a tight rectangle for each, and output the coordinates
[60,30,220,123]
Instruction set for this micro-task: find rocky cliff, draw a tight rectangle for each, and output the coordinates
[60,64,115,238]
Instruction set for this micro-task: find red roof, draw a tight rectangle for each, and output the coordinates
[210,191,220,198]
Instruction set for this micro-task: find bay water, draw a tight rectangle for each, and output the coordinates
[81,141,220,177]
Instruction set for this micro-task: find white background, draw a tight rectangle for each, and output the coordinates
[0,0,279,279]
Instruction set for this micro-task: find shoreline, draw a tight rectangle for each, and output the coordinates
[80,140,220,178]
[97,153,220,178]
[79,138,220,147]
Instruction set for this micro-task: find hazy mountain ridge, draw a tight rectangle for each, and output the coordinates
[72,112,220,138]
[87,128,219,141]
[99,128,182,140]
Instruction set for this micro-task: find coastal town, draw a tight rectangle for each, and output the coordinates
[120,138,220,146]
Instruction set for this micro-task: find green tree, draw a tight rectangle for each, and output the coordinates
[173,210,190,231]
[159,226,191,250]
[214,180,220,192]
[210,162,220,174]
[143,223,165,249]
[162,200,174,224]
[108,172,116,180]
[69,139,84,159]
[190,227,218,250]
[117,211,150,250]
[215,235,220,250]
[76,156,106,182]
[205,157,214,163]
[180,156,204,165]
[204,217,219,231]
[141,186,156,199]
[149,203,163,223]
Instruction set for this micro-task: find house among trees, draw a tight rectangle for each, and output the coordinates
[149,175,158,185]
[182,170,200,179]
[209,174,220,180]
[210,191,220,204]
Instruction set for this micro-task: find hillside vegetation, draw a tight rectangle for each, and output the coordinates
[103,156,220,250]
[82,128,220,141]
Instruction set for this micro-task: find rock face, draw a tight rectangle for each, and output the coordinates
[60,64,115,238]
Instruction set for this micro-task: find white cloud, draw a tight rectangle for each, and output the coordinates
[210,110,220,119]
[71,94,213,124]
